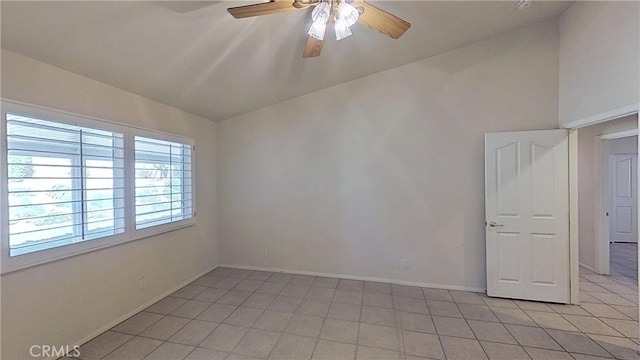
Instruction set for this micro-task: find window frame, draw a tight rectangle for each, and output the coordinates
[1,100,196,273]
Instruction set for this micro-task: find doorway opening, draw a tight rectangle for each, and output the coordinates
[606,136,638,282]
[574,114,638,312]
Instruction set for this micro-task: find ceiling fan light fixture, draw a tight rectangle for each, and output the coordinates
[334,17,352,40]
[309,20,328,40]
[227,0,410,58]
[337,1,359,27]
[334,1,359,40]
[308,2,330,40]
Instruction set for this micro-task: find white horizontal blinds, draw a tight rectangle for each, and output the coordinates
[134,136,193,229]
[5,114,125,256]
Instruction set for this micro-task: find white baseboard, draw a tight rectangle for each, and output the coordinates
[57,262,485,359]
[218,264,486,293]
[579,262,597,273]
[63,265,217,359]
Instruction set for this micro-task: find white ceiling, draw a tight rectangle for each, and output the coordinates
[1,1,572,122]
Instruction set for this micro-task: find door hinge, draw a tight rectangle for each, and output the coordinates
[192,145,196,152]
[606,212,609,216]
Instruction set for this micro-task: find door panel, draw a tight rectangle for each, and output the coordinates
[531,144,555,217]
[616,158,633,197]
[497,233,521,283]
[497,143,520,216]
[485,129,569,303]
[609,154,638,242]
[615,207,633,233]
[531,234,557,285]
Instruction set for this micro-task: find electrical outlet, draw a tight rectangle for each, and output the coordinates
[281,249,286,258]
[138,277,147,291]
[263,249,268,257]
[401,259,412,269]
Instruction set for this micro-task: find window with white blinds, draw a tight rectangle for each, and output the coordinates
[5,114,125,256]
[134,136,193,229]
[1,101,196,272]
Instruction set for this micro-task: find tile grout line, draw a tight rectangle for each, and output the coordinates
[88,265,638,360]
[228,271,291,359]
[450,295,493,360]
[391,285,407,359]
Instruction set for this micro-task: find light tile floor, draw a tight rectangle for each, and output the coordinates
[71,265,639,360]
[611,243,638,280]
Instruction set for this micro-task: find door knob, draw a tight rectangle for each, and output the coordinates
[487,221,504,228]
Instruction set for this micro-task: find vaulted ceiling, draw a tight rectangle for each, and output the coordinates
[1,1,572,121]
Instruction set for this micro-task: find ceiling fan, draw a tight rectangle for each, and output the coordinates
[227,0,411,58]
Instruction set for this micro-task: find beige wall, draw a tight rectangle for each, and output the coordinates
[5,2,635,355]
[559,1,640,127]
[578,114,638,270]
[0,50,218,360]
[217,20,560,291]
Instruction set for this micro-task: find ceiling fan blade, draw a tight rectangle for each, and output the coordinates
[303,36,324,58]
[228,1,299,19]
[355,0,411,39]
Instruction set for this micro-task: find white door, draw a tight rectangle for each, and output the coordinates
[485,130,570,303]
[609,154,638,243]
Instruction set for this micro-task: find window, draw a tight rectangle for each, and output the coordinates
[6,114,125,256]
[1,101,195,272]
[135,136,193,229]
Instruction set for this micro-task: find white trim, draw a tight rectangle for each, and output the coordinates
[598,129,639,140]
[595,138,611,275]
[0,99,8,270]
[124,129,136,249]
[0,100,196,273]
[1,98,194,144]
[579,262,597,273]
[569,129,580,304]
[562,103,639,130]
[637,137,640,330]
[218,264,487,293]
[37,265,217,360]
